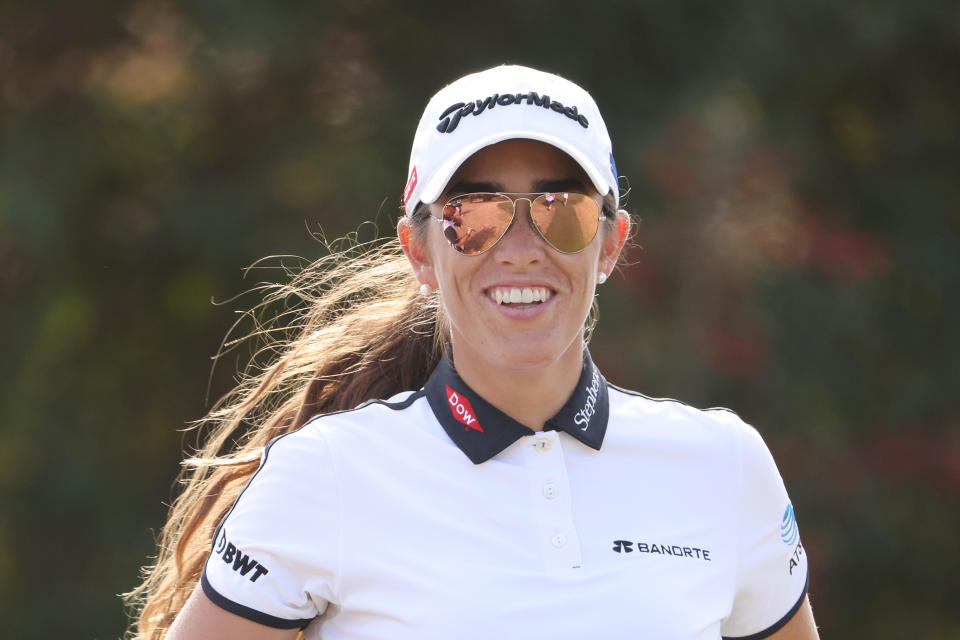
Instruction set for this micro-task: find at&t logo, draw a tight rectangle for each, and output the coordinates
[780,503,799,545]
[781,503,805,575]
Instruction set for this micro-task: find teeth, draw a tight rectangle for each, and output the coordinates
[489,287,553,305]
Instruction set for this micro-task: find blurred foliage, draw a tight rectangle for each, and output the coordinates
[1,0,957,637]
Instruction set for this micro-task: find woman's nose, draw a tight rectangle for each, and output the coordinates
[493,199,546,263]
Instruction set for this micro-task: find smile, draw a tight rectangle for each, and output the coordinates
[486,286,554,305]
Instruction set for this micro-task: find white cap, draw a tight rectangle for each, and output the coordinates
[402,65,619,215]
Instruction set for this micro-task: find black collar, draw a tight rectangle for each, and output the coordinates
[424,349,609,464]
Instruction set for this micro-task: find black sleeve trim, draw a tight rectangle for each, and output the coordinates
[721,570,809,640]
[201,571,313,630]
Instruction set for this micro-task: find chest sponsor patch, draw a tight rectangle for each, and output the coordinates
[446,385,483,432]
[611,539,711,561]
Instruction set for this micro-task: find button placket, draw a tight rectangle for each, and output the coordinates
[524,431,582,570]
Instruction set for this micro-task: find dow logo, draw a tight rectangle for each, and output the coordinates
[445,385,483,432]
[780,503,799,545]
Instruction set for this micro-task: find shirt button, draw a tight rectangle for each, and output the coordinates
[535,437,552,452]
[542,483,558,499]
[551,533,567,548]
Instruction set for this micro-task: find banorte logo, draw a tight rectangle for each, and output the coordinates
[445,385,483,432]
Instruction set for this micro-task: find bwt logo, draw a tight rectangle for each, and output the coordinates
[446,385,483,432]
[214,529,269,583]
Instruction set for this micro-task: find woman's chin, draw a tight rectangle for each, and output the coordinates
[452,333,581,375]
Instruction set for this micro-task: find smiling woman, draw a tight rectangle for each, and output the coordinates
[401,138,625,422]
[127,65,820,640]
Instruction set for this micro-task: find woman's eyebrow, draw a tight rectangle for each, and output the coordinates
[446,178,589,196]
[444,180,503,196]
[533,178,589,193]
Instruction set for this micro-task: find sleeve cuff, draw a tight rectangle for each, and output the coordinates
[201,570,313,630]
[722,569,809,640]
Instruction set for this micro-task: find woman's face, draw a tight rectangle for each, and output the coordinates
[406,139,627,375]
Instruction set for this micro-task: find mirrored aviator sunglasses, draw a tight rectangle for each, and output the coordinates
[437,192,605,255]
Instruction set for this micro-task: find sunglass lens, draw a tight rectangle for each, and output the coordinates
[530,193,600,253]
[443,194,513,254]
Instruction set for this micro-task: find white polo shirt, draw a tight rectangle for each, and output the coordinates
[203,350,809,639]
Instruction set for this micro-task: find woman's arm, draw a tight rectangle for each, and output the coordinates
[767,597,820,640]
[166,583,302,640]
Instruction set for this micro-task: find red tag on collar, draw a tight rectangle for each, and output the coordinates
[445,385,483,432]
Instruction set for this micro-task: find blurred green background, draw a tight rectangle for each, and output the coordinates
[1,0,958,637]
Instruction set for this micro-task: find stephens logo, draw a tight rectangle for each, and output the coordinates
[436,91,589,134]
[574,367,602,430]
[780,503,799,545]
[446,385,483,432]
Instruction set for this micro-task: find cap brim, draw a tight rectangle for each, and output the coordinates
[417,131,615,207]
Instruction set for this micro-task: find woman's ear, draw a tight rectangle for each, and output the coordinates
[398,216,438,288]
[598,209,630,277]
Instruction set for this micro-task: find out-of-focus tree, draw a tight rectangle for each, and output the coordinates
[0,1,956,637]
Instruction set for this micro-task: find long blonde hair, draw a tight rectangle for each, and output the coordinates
[125,196,619,638]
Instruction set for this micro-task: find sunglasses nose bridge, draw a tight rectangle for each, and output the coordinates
[492,195,547,255]
[508,196,534,214]
[508,196,537,229]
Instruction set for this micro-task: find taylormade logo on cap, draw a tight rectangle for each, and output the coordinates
[436,92,589,134]
[403,64,618,215]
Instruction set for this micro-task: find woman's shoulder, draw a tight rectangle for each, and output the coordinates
[304,389,428,428]
[237,389,431,499]
[276,388,436,458]
[604,381,761,444]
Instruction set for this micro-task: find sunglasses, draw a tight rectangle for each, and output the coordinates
[436,192,606,255]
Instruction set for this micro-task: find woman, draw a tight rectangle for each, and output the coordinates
[128,65,819,639]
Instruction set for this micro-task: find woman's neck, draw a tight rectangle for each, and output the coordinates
[449,338,585,431]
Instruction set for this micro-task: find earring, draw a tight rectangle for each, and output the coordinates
[419,283,431,296]
[597,272,608,284]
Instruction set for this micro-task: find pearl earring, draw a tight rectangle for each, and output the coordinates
[597,272,608,284]
[419,283,431,296]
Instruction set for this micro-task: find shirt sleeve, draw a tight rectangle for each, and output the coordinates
[720,420,809,639]
[202,424,340,629]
